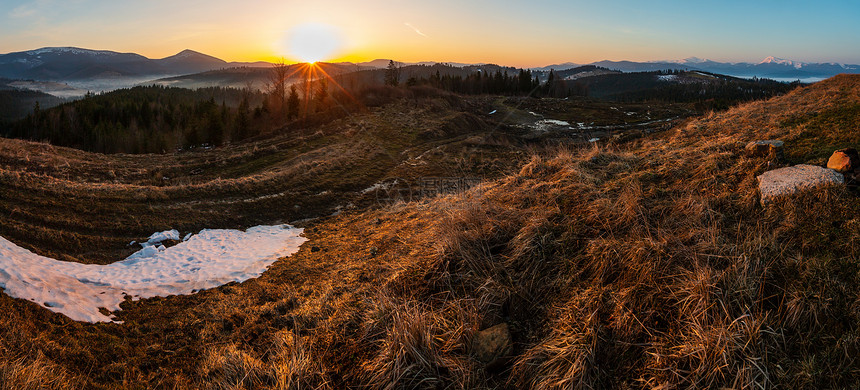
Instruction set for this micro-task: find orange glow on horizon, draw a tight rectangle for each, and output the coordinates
[4,1,857,71]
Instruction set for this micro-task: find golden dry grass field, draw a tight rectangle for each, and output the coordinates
[1,76,859,388]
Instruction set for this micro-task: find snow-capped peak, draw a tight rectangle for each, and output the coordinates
[24,47,120,57]
[760,56,805,69]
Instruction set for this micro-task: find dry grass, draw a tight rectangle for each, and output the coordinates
[198,332,331,390]
[358,296,480,389]
[0,353,79,390]
[369,75,860,388]
[0,75,858,388]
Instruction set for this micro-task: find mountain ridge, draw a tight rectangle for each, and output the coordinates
[533,56,860,80]
[2,46,859,91]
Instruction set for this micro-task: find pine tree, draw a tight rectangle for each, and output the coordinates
[287,85,300,120]
[384,60,401,87]
[315,78,329,112]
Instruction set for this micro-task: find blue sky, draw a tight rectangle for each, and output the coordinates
[2,0,858,67]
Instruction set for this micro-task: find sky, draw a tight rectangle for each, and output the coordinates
[2,0,859,67]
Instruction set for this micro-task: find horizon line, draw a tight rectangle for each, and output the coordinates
[1,45,858,69]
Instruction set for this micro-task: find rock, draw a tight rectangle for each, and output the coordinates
[827,148,859,173]
[757,164,844,205]
[746,140,784,160]
[472,323,512,366]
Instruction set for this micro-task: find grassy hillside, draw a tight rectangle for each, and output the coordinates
[0,94,534,265]
[0,75,858,388]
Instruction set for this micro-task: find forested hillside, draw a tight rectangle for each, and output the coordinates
[0,88,66,123]
[3,86,270,153]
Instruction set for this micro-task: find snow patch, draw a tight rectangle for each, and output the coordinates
[145,229,179,245]
[657,74,677,81]
[760,56,805,69]
[677,57,708,64]
[532,119,571,132]
[0,225,306,323]
[361,180,395,194]
[26,47,120,57]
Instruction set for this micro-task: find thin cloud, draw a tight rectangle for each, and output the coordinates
[404,22,427,37]
[9,5,37,19]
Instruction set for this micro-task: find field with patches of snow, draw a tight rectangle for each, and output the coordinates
[0,225,306,323]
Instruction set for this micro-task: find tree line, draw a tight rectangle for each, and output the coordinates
[392,63,542,96]
[384,65,797,110]
[3,86,271,154]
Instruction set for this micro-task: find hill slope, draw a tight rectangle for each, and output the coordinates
[0,75,858,388]
[0,47,236,81]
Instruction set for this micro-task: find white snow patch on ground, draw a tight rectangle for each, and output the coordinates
[541,119,570,126]
[145,230,179,245]
[0,225,306,323]
[361,180,398,194]
[532,119,571,132]
[657,75,677,81]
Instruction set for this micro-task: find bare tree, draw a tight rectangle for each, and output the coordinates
[267,58,290,118]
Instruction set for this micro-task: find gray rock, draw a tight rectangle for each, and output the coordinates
[746,140,784,160]
[472,323,512,366]
[757,164,844,205]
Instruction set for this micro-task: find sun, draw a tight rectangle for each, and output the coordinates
[285,23,343,63]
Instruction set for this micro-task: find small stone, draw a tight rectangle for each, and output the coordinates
[472,323,512,366]
[757,164,844,205]
[746,140,784,160]
[827,148,859,173]
[369,247,378,256]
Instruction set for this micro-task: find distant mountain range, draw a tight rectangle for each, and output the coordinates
[1,47,858,95]
[534,57,860,81]
[0,47,240,80]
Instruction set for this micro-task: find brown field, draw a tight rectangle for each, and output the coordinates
[1,76,859,388]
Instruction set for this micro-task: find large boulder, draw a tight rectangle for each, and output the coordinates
[827,148,859,173]
[746,140,784,160]
[757,164,844,205]
[472,323,512,366]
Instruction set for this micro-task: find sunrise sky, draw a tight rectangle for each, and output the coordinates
[3,0,859,67]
